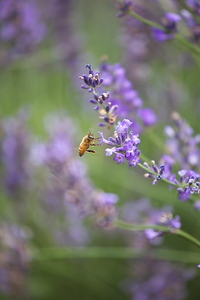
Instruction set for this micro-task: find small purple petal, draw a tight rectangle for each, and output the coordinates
[152,28,174,42]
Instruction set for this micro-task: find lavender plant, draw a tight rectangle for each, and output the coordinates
[120,199,195,300]
[78,59,200,265]
[1,0,200,299]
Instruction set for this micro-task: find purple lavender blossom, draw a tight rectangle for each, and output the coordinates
[153,12,181,42]
[79,64,104,89]
[118,0,156,85]
[151,112,200,201]
[0,222,31,297]
[92,192,119,229]
[0,0,46,65]
[176,170,200,201]
[116,0,133,17]
[144,160,165,185]
[145,212,181,241]
[122,199,165,246]
[182,9,200,41]
[80,63,157,130]
[139,108,158,126]
[164,112,200,170]
[1,110,31,199]
[122,198,181,242]
[30,113,119,240]
[100,62,157,132]
[143,159,200,201]
[187,0,200,15]
[194,200,200,210]
[79,64,117,127]
[99,119,141,167]
[121,199,194,300]
[123,259,195,300]
[142,112,200,201]
[46,0,83,70]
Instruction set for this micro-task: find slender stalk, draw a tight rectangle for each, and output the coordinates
[175,34,200,57]
[127,8,200,59]
[115,219,200,249]
[128,10,163,29]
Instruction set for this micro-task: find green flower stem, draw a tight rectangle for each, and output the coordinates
[34,246,200,264]
[115,219,200,249]
[175,34,200,57]
[138,162,178,188]
[128,9,200,59]
[128,10,163,29]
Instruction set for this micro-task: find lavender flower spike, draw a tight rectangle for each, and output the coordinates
[79,64,118,127]
[79,64,104,90]
[99,118,141,167]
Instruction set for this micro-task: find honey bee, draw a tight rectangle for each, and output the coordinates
[78,132,100,157]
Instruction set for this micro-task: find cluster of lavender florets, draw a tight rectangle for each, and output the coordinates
[99,62,157,132]
[80,63,157,132]
[79,64,118,127]
[79,63,200,205]
[78,61,200,245]
[99,119,141,167]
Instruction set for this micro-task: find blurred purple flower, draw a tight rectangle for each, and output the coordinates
[187,0,200,15]
[140,108,158,126]
[194,200,200,210]
[93,192,119,229]
[163,112,200,170]
[116,0,133,17]
[0,0,46,64]
[122,259,195,300]
[46,0,84,71]
[153,12,181,42]
[145,212,181,241]
[0,222,32,297]
[1,110,31,199]
[182,8,200,41]
[100,62,157,132]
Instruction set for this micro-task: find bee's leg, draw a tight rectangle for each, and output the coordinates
[93,137,100,140]
[86,149,96,154]
[91,143,100,147]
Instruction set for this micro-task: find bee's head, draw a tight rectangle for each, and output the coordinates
[88,132,94,139]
